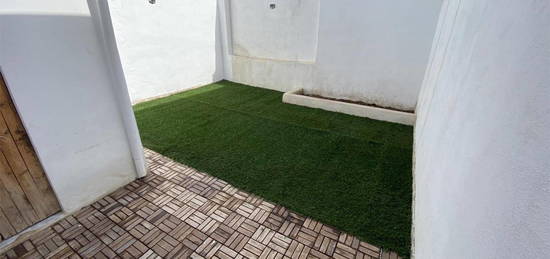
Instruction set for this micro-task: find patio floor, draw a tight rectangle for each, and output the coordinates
[0,149,401,259]
[134,81,413,257]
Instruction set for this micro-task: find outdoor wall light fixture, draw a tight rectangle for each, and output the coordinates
[270,3,276,9]
[149,0,156,4]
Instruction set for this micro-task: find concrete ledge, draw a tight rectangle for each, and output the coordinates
[282,89,416,126]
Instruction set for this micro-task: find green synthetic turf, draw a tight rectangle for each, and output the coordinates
[134,80,413,257]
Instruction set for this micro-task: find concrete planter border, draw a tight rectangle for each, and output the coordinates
[282,89,416,126]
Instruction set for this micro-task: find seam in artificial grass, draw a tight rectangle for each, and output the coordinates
[148,97,387,145]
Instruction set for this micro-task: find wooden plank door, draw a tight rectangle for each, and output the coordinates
[0,72,61,241]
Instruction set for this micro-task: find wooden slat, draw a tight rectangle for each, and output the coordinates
[0,72,61,240]
[0,74,60,216]
[0,148,37,227]
[0,179,20,238]
[0,114,47,220]
[0,209,14,241]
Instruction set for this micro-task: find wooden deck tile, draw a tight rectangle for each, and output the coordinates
[0,148,400,259]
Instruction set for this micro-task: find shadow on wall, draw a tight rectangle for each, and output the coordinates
[0,14,100,80]
[214,2,224,83]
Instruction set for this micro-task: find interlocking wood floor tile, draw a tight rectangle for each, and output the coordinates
[296,227,318,247]
[264,213,285,231]
[181,229,208,251]
[0,148,399,259]
[215,244,244,259]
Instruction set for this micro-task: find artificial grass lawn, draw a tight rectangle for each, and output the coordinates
[134,81,413,257]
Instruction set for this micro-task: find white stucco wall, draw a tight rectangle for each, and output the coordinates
[414,0,550,258]
[223,0,442,111]
[230,0,320,62]
[106,0,441,110]
[108,0,224,103]
[0,0,139,212]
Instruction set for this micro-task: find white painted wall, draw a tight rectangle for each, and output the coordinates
[107,0,441,110]
[0,0,139,212]
[414,0,550,258]
[108,0,224,103]
[223,0,442,111]
[230,0,320,62]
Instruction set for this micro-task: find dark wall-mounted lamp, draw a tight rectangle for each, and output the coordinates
[149,0,156,4]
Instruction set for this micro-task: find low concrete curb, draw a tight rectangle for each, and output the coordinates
[282,89,416,126]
